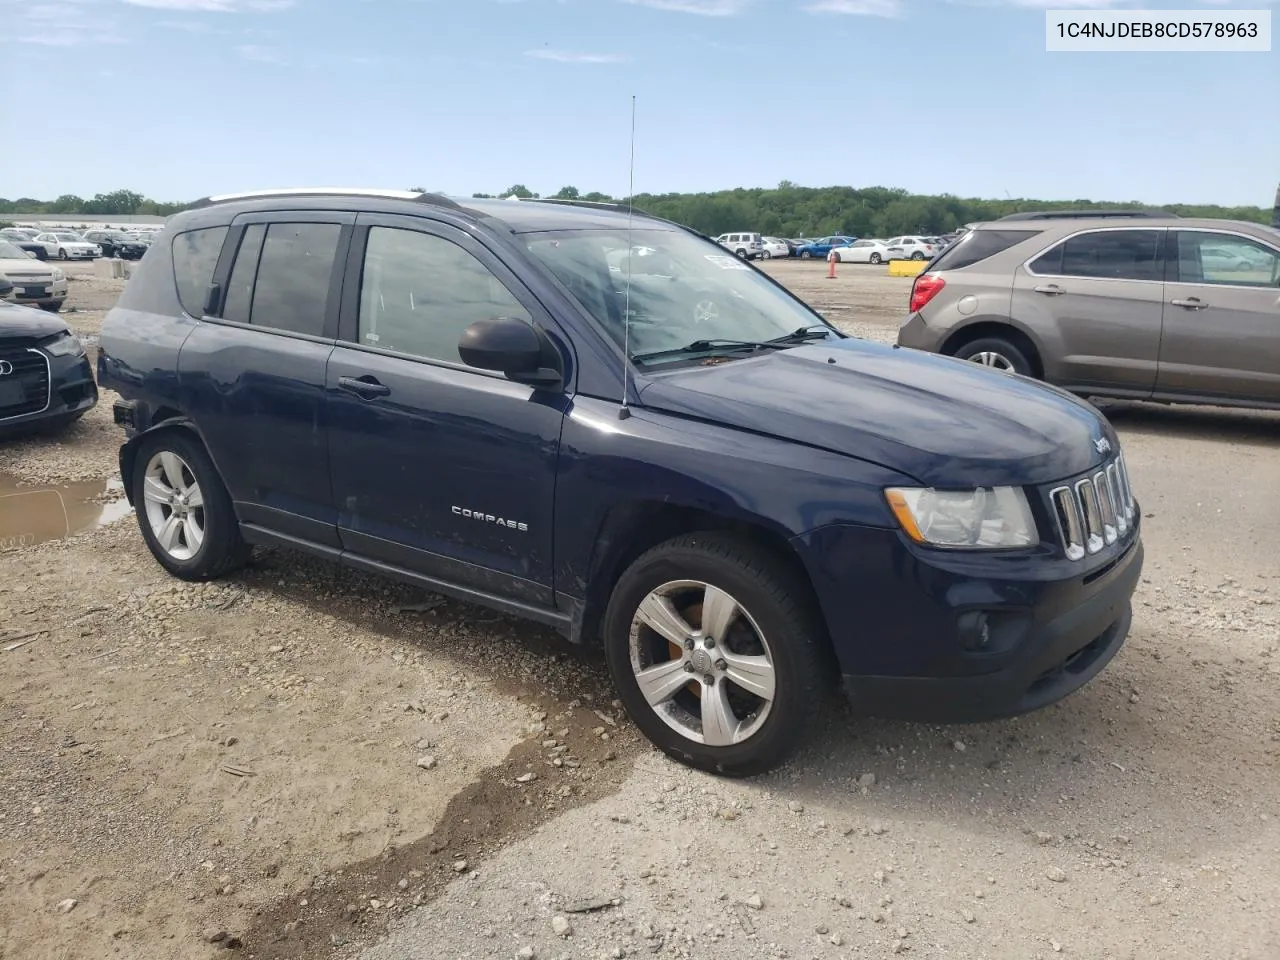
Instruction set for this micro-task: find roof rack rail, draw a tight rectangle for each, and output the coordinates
[189,187,463,210]
[995,209,1175,221]
[516,197,640,215]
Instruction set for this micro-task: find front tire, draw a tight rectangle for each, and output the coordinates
[761,251,771,259]
[131,430,249,581]
[603,533,829,777]
[57,249,68,260]
[799,250,812,259]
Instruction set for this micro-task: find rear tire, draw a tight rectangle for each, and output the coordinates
[603,532,829,777]
[911,251,925,261]
[762,251,771,259]
[130,430,250,581]
[869,253,882,265]
[799,250,812,259]
[953,336,1033,377]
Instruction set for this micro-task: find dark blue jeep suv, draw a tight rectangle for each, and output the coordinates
[98,188,1143,776]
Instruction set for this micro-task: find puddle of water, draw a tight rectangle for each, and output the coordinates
[0,474,131,550]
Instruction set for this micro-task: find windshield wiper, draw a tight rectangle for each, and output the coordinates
[631,338,792,364]
[767,324,837,344]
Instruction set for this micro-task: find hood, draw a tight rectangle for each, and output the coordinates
[0,257,56,278]
[0,301,68,340]
[636,338,1115,487]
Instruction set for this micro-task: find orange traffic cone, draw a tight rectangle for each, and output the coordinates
[826,249,837,279]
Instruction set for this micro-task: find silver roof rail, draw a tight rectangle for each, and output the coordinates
[190,187,463,210]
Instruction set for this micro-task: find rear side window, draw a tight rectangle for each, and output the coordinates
[220,222,341,336]
[930,229,1039,271]
[171,226,228,317]
[1031,229,1162,281]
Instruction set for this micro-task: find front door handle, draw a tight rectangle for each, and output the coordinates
[338,375,391,399]
[1170,298,1209,310]
[1033,284,1065,295]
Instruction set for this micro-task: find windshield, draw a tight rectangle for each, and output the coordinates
[55,233,83,241]
[524,228,834,363]
[0,240,34,259]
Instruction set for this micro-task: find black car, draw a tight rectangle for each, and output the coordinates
[0,301,98,437]
[0,230,49,261]
[98,188,1141,777]
[83,230,149,260]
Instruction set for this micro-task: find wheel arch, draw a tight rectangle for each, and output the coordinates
[569,501,828,653]
[118,410,206,506]
[939,318,1047,379]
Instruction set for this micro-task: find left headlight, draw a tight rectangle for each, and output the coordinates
[885,486,1037,549]
[51,268,66,281]
[41,331,85,358]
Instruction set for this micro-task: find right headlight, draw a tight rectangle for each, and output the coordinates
[885,486,1037,549]
[51,268,66,282]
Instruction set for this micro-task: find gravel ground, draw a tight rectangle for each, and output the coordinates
[1,257,1277,960]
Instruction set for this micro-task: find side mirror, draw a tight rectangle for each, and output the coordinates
[458,317,562,389]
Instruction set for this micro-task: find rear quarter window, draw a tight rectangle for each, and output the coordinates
[172,226,229,318]
[929,229,1041,271]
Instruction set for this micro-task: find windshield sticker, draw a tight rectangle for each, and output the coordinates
[704,254,750,271]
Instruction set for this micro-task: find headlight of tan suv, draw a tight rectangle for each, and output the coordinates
[885,486,1036,549]
[41,331,85,358]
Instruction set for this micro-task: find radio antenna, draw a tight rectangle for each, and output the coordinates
[618,94,637,421]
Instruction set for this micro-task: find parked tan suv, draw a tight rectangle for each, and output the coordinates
[896,213,1280,409]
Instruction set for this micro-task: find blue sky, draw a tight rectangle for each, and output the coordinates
[3,0,1277,206]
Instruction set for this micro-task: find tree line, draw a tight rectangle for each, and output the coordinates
[3,183,1271,238]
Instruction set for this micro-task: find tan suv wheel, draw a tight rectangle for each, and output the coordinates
[953,337,1033,377]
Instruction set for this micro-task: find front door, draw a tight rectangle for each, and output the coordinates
[1012,227,1167,396]
[326,214,568,607]
[1156,229,1280,404]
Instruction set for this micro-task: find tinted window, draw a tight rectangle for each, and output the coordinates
[250,223,341,336]
[221,222,341,335]
[1176,231,1280,287]
[171,226,228,317]
[357,227,532,364]
[931,229,1040,271]
[221,224,265,325]
[1033,230,1162,281]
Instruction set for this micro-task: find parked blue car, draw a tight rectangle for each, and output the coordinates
[793,235,858,259]
[98,189,1142,777]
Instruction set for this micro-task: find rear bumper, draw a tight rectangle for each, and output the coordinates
[895,312,935,351]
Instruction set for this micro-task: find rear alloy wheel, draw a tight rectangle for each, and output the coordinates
[800,250,812,259]
[762,250,772,259]
[911,251,926,261]
[132,430,249,580]
[869,253,882,265]
[604,533,829,777]
[954,336,1033,377]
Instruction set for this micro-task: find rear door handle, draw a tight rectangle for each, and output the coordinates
[337,375,391,399]
[1033,284,1065,295]
[1170,298,1208,310]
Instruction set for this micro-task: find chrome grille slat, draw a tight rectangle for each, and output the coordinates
[1052,453,1134,561]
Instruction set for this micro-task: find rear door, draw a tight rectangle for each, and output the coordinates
[1011,227,1166,395]
[325,213,568,606]
[1157,229,1280,403]
[178,212,352,547]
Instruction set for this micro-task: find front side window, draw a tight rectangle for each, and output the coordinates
[525,228,833,364]
[172,226,229,317]
[1030,229,1162,281]
[1176,231,1280,287]
[357,227,532,364]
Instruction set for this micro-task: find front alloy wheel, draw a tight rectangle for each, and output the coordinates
[604,533,829,777]
[629,580,776,747]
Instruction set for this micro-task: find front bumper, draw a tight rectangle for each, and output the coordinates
[0,349,98,436]
[7,278,68,309]
[796,518,1143,723]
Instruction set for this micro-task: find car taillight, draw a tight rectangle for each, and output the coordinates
[909,274,945,313]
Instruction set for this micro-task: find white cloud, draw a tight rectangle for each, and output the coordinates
[524,47,630,63]
[13,0,127,45]
[620,0,749,15]
[803,0,904,15]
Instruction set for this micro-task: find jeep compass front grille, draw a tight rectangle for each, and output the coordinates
[1049,455,1134,561]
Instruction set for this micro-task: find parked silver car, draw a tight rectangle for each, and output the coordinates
[896,213,1280,410]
